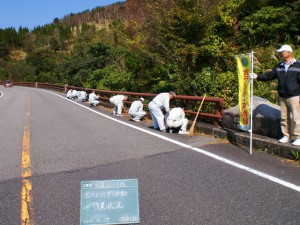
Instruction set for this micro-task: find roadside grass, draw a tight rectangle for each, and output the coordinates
[291,150,300,162]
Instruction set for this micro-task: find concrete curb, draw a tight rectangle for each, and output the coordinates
[195,122,300,160]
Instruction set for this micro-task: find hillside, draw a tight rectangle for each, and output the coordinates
[59,1,128,27]
[0,0,299,108]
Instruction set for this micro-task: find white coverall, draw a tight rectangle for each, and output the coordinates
[66,90,73,99]
[89,92,99,106]
[78,91,87,102]
[166,107,188,132]
[129,100,146,120]
[71,90,78,99]
[148,93,171,130]
[109,95,126,115]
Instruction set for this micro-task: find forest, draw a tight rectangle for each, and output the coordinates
[0,0,299,108]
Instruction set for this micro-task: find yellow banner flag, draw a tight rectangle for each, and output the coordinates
[236,54,251,131]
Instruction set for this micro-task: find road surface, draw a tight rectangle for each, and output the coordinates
[0,86,299,225]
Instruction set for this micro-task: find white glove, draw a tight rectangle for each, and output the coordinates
[249,73,257,79]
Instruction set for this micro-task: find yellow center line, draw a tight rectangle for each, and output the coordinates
[21,96,35,225]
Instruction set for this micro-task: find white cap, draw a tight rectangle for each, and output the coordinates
[169,91,176,97]
[139,97,144,102]
[276,45,293,53]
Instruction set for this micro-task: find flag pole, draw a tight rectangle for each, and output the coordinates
[249,51,254,155]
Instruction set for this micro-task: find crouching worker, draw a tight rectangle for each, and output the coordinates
[166,107,188,134]
[89,90,100,107]
[78,91,87,102]
[67,89,73,99]
[109,95,128,116]
[71,89,78,99]
[129,98,146,122]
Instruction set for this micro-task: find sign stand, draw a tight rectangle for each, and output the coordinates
[249,51,254,155]
[236,52,254,155]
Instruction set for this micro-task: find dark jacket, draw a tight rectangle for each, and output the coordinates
[257,60,300,98]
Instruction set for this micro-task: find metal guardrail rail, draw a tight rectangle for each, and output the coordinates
[5,82,224,125]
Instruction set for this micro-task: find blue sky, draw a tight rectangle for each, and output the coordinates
[0,0,125,30]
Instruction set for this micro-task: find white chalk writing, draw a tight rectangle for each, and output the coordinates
[119,215,139,223]
[83,217,111,224]
[92,201,124,211]
[84,190,128,199]
[95,181,127,189]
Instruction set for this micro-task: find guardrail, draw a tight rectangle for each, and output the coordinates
[6,82,224,125]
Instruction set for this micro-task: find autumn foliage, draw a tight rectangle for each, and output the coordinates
[1,0,299,108]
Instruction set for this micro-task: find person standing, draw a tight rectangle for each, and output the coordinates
[166,107,189,134]
[109,95,128,116]
[129,98,147,122]
[250,44,300,145]
[89,90,100,107]
[148,91,176,132]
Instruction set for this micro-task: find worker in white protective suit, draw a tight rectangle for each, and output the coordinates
[109,95,128,116]
[89,90,100,107]
[166,107,189,134]
[129,98,146,122]
[77,91,87,102]
[66,89,73,99]
[148,91,176,132]
[71,89,78,99]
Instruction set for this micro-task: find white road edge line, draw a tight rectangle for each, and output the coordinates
[42,89,300,193]
[0,91,4,98]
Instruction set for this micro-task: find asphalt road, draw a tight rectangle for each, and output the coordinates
[0,86,299,225]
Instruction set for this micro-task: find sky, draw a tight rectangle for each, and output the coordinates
[0,0,125,30]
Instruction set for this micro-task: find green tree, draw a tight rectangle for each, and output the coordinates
[6,61,36,81]
[238,6,292,47]
[0,44,9,60]
[17,27,30,47]
[289,0,300,43]
[94,65,132,91]
[0,66,6,80]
